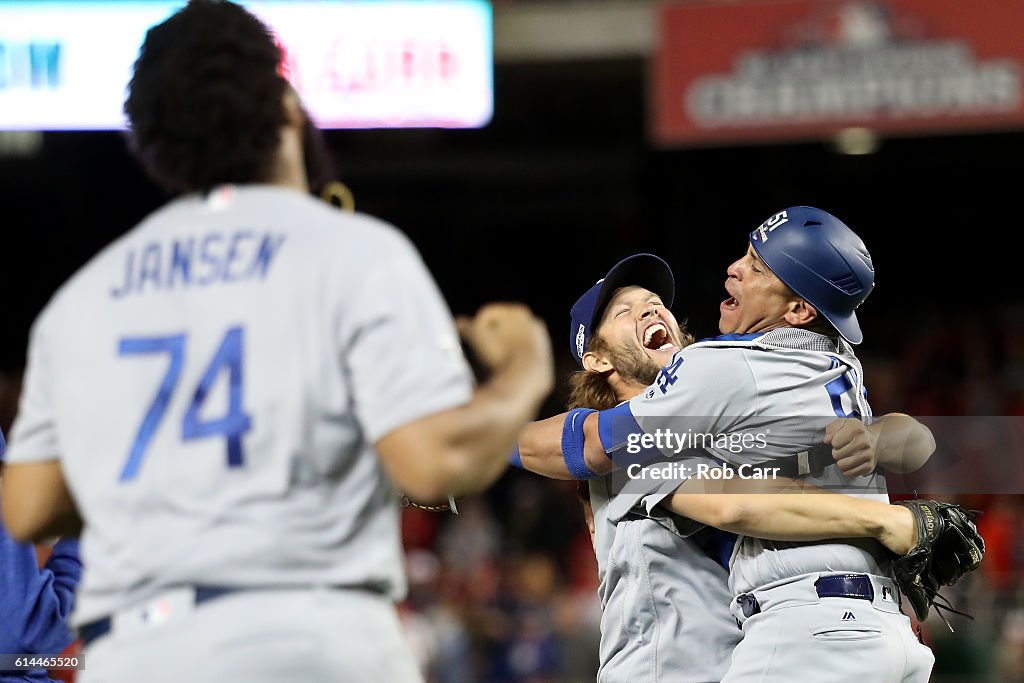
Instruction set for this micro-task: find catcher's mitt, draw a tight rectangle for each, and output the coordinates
[892,500,985,625]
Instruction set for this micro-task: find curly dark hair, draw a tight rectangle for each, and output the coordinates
[124,0,290,193]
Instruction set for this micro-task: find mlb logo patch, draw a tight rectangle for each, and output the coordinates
[141,598,173,624]
[207,185,235,211]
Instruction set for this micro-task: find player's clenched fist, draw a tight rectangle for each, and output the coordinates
[457,304,554,386]
[824,417,878,477]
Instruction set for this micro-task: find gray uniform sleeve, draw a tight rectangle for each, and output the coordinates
[6,310,62,463]
[338,235,473,444]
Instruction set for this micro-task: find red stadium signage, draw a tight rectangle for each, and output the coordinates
[651,0,1024,146]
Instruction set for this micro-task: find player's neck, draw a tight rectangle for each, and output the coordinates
[611,375,648,403]
[266,122,310,194]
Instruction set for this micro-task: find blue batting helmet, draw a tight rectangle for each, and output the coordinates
[749,206,874,345]
[569,254,675,365]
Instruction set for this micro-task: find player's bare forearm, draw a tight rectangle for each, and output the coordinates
[377,304,554,503]
[828,412,936,476]
[518,411,614,480]
[440,355,555,494]
[518,414,575,479]
[871,413,935,473]
[665,478,916,554]
[377,354,552,502]
[1,460,83,543]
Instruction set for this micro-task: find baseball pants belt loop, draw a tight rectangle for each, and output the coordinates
[737,593,761,619]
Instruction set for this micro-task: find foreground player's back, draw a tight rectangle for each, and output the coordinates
[21,184,473,624]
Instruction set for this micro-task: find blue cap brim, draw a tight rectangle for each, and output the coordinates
[593,254,675,329]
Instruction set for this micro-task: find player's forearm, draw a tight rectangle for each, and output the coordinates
[378,357,552,502]
[1,462,82,544]
[438,359,554,494]
[872,413,935,473]
[517,410,614,480]
[661,462,922,552]
[667,490,914,553]
[517,414,575,480]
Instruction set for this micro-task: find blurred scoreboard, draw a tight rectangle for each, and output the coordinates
[0,0,493,130]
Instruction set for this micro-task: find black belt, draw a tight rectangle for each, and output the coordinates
[79,583,386,647]
[737,573,876,619]
[79,586,238,646]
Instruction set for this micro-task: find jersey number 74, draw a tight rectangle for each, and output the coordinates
[117,326,253,481]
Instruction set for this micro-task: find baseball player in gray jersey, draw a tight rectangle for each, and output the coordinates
[520,207,937,682]
[517,251,935,682]
[0,3,552,682]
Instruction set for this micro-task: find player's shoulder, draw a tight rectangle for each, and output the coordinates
[660,334,764,386]
[265,192,426,275]
[688,332,767,348]
[238,186,413,251]
[679,332,766,360]
[28,227,131,338]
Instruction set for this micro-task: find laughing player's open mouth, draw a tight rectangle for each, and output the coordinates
[640,322,676,351]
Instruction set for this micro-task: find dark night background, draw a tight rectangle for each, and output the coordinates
[1,57,1019,381]
[3,53,1024,683]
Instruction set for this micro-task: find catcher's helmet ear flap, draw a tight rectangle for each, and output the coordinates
[749,206,874,344]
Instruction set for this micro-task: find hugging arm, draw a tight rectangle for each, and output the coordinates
[829,413,935,477]
[518,409,935,484]
[664,474,916,555]
[517,410,612,480]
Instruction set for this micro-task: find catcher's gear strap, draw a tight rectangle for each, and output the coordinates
[562,408,599,480]
[740,441,835,478]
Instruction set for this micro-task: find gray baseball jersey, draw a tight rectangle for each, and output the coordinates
[589,475,740,683]
[601,328,890,596]
[6,185,473,626]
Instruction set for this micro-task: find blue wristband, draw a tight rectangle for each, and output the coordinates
[508,445,523,469]
[562,408,599,480]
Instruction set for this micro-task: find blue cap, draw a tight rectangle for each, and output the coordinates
[569,254,675,365]
[750,206,874,344]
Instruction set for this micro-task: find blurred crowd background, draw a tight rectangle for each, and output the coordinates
[2,0,1023,681]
